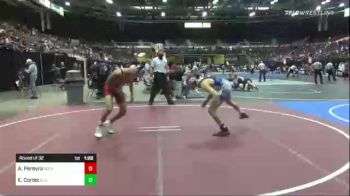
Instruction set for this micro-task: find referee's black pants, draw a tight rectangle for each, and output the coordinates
[326,69,336,81]
[149,72,174,105]
[259,70,266,82]
[314,69,323,84]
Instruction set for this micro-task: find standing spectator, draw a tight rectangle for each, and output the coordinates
[168,63,177,99]
[174,65,185,99]
[181,65,192,99]
[96,60,110,99]
[311,61,323,84]
[325,61,336,82]
[250,64,255,75]
[59,62,67,79]
[143,60,153,86]
[192,63,198,74]
[258,61,267,82]
[148,50,174,105]
[338,62,347,79]
[221,64,225,73]
[25,59,38,99]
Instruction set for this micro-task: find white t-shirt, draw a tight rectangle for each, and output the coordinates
[290,65,297,70]
[151,57,168,73]
[144,63,152,75]
[258,62,266,70]
[184,66,191,75]
[339,63,345,72]
[325,62,333,70]
[144,63,150,71]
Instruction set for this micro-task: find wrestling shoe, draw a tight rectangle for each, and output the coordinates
[213,124,230,137]
[94,125,104,138]
[103,120,114,134]
[239,112,249,119]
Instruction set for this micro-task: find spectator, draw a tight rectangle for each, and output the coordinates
[250,64,255,75]
[25,59,38,99]
[338,62,347,79]
[168,63,177,99]
[96,60,110,99]
[325,61,336,82]
[174,65,185,99]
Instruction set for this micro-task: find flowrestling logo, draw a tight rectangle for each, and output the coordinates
[285,10,335,16]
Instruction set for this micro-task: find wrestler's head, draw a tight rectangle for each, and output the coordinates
[231,74,238,81]
[187,76,198,90]
[157,50,164,60]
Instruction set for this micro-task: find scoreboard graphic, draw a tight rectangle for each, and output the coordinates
[16,154,97,186]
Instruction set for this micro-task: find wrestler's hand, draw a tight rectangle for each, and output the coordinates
[201,94,213,108]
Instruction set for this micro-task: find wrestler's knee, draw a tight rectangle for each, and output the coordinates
[120,108,127,117]
[118,103,127,116]
[208,107,216,116]
[105,95,114,111]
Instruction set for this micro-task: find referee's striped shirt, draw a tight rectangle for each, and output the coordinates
[151,57,168,74]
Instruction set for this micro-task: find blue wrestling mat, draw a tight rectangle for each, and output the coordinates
[274,101,350,126]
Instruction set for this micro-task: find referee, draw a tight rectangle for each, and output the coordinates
[325,61,336,82]
[258,61,267,82]
[148,50,175,105]
[311,61,323,84]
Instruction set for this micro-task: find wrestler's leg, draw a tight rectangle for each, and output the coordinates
[100,95,113,123]
[95,95,114,138]
[208,96,223,126]
[247,81,258,91]
[110,101,127,123]
[106,92,127,134]
[208,96,231,137]
[225,99,249,119]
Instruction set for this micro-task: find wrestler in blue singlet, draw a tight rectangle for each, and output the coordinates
[200,76,232,100]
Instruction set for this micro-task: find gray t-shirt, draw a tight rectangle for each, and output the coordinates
[26,63,38,77]
[312,62,322,70]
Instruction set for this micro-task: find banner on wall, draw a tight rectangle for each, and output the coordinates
[225,55,238,62]
[36,0,64,16]
[51,3,64,16]
[37,0,51,8]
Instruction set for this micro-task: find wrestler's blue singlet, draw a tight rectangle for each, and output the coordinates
[211,77,232,100]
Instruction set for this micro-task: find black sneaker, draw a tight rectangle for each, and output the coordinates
[213,125,230,137]
[213,130,230,137]
[239,112,249,119]
[30,96,38,99]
